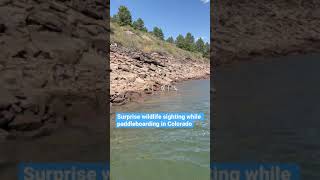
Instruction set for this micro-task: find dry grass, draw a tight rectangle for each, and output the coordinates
[110,22,207,61]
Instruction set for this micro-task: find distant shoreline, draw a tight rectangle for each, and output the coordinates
[112,75,210,107]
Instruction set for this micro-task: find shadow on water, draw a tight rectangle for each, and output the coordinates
[213,54,320,179]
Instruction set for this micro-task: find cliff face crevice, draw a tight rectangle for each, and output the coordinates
[212,0,320,65]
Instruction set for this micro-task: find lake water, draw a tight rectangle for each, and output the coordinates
[213,54,320,179]
[111,79,210,180]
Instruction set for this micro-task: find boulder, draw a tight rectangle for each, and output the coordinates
[112,97,125,104]
[135,77,145,84]
[149,66,156,71]
[49,1,68,12]
[118,65,130,72]
[19,99,34,110]
[11,104,22,113]
[29,116,64,138]
[27,11,65,32]
[0,111,14,127]
[134,63,143,68]
[8,110,42,131]
[31,31,87,64]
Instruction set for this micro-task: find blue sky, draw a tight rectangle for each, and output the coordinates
[110,0,210,43]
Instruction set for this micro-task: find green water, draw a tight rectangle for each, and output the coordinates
[111,79,210,180]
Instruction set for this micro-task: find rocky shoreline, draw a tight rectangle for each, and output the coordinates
[110,44,210,105]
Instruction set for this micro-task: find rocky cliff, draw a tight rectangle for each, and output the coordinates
[110,44,210,105]
[212,0,320,65]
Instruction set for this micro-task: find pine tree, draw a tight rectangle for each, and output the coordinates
[184,32,195,51]
[116,6,132,26]
[175,34,185,49]
[195,38,205,54]
[132,18,146,31]
[142,27,148,32]
[203,42,210,58]
[153,27,164,40]
[166,37,174,43]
